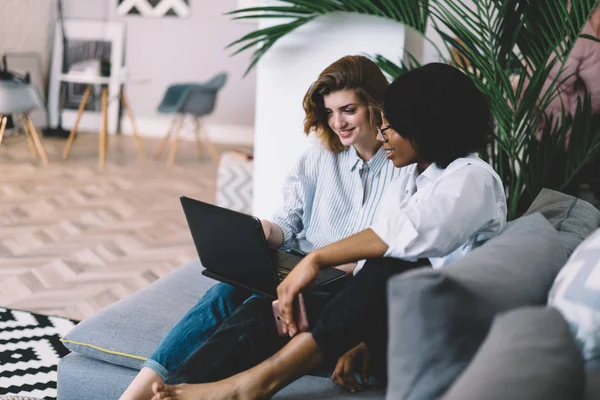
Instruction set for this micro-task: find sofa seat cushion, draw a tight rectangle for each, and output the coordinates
[61,260,214,370]
[58,352,386,400]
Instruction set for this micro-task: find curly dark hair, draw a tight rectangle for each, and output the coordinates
[383,63,492,168]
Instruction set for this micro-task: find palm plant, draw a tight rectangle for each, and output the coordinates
[228,0,600,219]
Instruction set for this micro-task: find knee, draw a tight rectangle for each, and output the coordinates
[205,282,236,298]
[204,283,247,311]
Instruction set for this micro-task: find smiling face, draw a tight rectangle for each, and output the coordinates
[323,89,378,151]
[378,113,420,168]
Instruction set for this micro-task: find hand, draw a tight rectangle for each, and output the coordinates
[333,262,357,276]
[276,253,320,337]
[331,342,370,392]
[260,220,283,248]
[260,219,271,241]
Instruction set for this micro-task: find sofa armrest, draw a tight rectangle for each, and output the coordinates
[61,260,214,370]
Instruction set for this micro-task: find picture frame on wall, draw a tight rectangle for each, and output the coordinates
[47,20,125,135]
[116,0,192,18]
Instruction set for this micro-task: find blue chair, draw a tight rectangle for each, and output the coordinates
[0,80,48,165]
[154,72,227,166]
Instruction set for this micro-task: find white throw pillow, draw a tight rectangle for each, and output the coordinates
[548,227,600,365]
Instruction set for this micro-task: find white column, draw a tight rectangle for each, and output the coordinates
[252,12,406,218]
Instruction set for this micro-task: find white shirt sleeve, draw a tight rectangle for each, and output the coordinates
[369,164,503,260]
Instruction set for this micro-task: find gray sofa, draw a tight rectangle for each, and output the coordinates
[58,189,600,399]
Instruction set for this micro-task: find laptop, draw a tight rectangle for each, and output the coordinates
[180,196,346,298]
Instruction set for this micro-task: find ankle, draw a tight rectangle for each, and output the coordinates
[235,374,269,400]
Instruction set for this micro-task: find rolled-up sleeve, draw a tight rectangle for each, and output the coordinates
[369,165,504,260]
[271,148,318,251]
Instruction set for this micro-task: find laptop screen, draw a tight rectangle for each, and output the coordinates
[180,197,279,297]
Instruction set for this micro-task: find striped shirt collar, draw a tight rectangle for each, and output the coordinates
[343,145,389,175]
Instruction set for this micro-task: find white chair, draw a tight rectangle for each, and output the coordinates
[0,81,48,165]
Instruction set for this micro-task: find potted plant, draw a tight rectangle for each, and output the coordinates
[227,0,600,219]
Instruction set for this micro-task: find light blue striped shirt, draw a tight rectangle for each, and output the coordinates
[271,144,398,254]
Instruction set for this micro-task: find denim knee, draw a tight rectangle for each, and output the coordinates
[144,282,252,378]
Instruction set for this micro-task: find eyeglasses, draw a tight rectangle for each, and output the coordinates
[377,125,391,143]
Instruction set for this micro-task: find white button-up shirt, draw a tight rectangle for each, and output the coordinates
[354,154,507,274]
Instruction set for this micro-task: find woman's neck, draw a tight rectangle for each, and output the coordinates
[353,139,381,162]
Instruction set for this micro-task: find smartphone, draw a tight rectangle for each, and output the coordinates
[272,293,309,336]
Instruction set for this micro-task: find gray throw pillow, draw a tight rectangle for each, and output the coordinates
[441,307,585,400]
[443,213,569,312]
[386,213,570,400]
[386,271,495,400]
[526,188,600,256]
[548,227,600,367]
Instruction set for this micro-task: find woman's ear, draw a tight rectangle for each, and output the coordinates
[409,138,419,151]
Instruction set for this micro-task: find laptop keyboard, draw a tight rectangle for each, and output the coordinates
[276,268,290,282]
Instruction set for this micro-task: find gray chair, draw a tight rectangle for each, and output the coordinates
[0,80,49,165]
[154,72,228,166]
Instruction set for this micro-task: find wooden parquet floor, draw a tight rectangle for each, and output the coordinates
[0,132,246,321]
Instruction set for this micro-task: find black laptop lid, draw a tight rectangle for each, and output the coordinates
[180,196,279,296]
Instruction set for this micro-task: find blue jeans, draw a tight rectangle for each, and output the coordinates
[143,282,253,379]
[164,257,429,384]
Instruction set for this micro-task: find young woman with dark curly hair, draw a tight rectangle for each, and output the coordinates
[151,63,508,400]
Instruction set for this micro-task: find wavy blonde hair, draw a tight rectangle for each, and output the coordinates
[302,55,389,152]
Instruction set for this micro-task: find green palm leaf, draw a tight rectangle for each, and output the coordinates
[227,0,600,219]
[226,0,430,76]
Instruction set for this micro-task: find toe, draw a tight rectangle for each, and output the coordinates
[152,382,164,394]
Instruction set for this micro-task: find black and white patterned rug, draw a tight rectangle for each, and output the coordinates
[0,307,77,400]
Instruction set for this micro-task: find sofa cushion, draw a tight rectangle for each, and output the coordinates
[386,272,494,400]
[439,188,600,313]
[526,188,600,256]
[441,307,585,400]
[586,368,600,400]
[549,227,600,366]
[445,212,570,311]
[386,213,571,400]
[61,260,214,369]
[58,352,387,400]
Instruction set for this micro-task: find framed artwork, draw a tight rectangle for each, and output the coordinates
[116,0,191,18]
[47,20,125,134]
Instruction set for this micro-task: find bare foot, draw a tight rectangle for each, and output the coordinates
[120,367,163,400]
[151,379,251,400]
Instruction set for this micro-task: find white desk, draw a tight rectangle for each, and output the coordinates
[59,73,145,169]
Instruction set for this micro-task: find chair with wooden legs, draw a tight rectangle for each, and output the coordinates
[62,82,146,169]
[154,72,227,166]
[0,81,49,166]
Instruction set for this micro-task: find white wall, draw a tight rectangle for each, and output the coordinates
[0,0,53,81]
[56,0,257,144]
[0,0,54,126]
[252,13,406,218]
